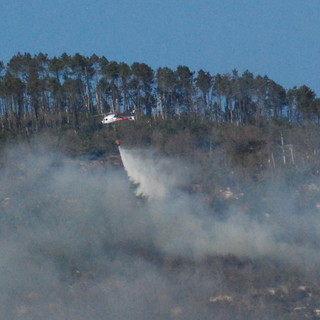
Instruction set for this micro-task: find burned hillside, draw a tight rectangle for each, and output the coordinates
[1,127,320,319]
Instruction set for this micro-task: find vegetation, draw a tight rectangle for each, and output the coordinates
[0,52,319,136]
[2,52,320,182]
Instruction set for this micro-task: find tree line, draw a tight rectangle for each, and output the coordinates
[0,52,319,133]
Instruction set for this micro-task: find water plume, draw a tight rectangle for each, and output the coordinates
[119,146,190,199]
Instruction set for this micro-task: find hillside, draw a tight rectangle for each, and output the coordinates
[1,118,320,319]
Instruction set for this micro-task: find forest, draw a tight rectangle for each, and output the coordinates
[1,52,320,198]
[1,53,320,319]
[0,52,319,135]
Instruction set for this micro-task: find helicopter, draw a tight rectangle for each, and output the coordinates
[101,111,135,125]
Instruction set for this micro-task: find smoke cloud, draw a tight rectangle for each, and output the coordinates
[1,138,320,319]
[119,146,320,266]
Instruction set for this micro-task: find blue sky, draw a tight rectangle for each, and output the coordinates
[1,0,319,95]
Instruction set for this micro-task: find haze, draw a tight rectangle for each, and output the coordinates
[1,136,320,318]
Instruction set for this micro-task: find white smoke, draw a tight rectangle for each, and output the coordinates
[119,145,320,266]
[1,138,320,319]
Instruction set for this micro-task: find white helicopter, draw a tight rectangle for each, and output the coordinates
[101,111,135,125]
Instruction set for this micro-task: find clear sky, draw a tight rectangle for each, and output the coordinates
[1,0,319,95]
